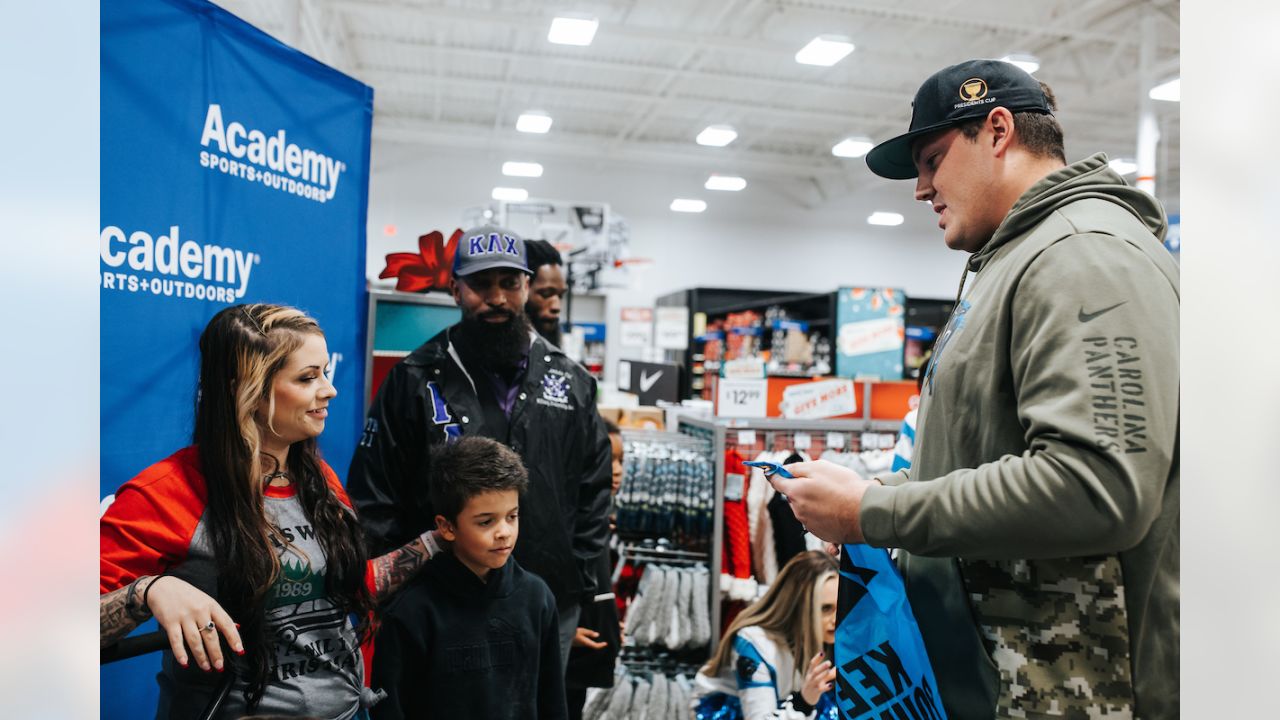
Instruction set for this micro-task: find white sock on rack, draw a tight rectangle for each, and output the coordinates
[582,685,612,720]
[690,565,711,647]
[675,568,694,649]
[646,673,669,720]
[646,566,673,646]
[628,677,651,720]
[602,675,634,720]
[625,566,658,644]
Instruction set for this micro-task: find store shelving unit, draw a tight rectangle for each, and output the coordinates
[656,287,838,400]
[675,414,902,655]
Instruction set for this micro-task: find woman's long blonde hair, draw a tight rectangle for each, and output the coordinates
[702,550,838,677]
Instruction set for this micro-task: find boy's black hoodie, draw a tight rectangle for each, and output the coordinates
[372,551,567,719]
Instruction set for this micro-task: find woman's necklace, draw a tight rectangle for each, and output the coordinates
[265,470,292,486]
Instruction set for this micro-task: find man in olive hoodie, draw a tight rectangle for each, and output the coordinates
[772,60,1178,719]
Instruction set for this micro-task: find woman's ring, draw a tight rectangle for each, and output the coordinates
[201,622,216,633]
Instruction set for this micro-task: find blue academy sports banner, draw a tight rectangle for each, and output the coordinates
[101,0,372,716]
[833,545,947,720]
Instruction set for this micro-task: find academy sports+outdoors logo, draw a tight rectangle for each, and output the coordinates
[199,104,347,204]
[100,224,260,304]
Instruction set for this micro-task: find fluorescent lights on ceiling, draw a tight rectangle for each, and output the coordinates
[547,15,598,46]
[696,124,737,147]
[999,53,1040,74]
[832,136,874,158]
[867,211,904,226]
[1108,158,1138,176]
[670,198,707,213]
[516,111,553,134]
[705,175,746,191]
[502,161,543,178]
[795,35,855,67]
[492,186,529,201]
[1149,78,1180,102]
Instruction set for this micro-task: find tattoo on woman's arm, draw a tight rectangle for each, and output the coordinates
[100,585,140,648]
[371,538,429,600]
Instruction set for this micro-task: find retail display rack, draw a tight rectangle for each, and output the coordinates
[656,287,837,400]
[673,414,903,655]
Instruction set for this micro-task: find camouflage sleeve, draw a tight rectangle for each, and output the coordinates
[860,234,1179,559]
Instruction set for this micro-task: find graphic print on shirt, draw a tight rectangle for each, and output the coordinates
[536,368,573,410]
[425,380,463,442]
[265,524,360,685]
[921,299,970,396]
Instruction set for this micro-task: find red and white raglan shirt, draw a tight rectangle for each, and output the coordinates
[101,446,374,720]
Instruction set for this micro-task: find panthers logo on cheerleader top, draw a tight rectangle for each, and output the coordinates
[537,370,572,410]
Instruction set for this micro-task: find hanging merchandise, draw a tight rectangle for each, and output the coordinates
[582,665,695,720]
[615,432,715,551]
[618,554,711,655]
[675,416,898,652]
[720,449,756,602]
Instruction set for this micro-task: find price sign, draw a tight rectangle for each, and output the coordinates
[826,432,846,449]
[794,432,812,450]
[737,429,757,446]
[717,378,767,418]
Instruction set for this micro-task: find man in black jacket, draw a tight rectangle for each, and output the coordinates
[348,224,614,668]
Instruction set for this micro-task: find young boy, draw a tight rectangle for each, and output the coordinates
[371,437,567,719]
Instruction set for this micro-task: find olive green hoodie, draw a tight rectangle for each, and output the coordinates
[860,153,1179,719]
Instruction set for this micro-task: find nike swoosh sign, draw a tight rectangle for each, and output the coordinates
[639,370,663,393]
[1078,301,1127,322]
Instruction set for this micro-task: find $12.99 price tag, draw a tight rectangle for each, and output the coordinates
[717,378,767,418]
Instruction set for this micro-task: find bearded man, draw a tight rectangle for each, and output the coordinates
[347,225,613,670]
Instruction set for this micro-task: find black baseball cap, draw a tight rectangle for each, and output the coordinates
[865,59,1053,180]
[452,225,532,277]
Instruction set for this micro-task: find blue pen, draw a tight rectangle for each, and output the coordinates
[743,460,794,478]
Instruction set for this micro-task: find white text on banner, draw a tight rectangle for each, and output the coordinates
[779,379,857,419]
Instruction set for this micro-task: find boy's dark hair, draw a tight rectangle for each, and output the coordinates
[956,80,1065,163]
[429,437,529,521]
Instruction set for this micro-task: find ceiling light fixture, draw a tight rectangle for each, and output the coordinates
[670,198,707,213]
[832,136,874,158]
[502,161,543,178]
[999,53,1040,74]
[705,175,747,191]
[867,211,904,226]
[795,35,855,67]
[492,186,529,201]
[1108,158,1138,176]
[1149,78,1179,102]
[516,111,553,134]
[696,124,737,147]
[547,15,598,46]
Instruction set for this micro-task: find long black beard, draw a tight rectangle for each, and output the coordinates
[458,310,533,370]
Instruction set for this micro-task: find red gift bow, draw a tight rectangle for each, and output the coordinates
[379,228,463,292]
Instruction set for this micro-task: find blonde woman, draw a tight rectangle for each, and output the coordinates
[693,550,839,720]
[100,304,440,719]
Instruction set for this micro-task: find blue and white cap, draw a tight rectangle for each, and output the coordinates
[452,225,532,277]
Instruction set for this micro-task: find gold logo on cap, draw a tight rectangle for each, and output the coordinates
[959,78,988,102]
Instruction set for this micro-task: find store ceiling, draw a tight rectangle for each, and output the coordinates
[215,0,1181,212]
